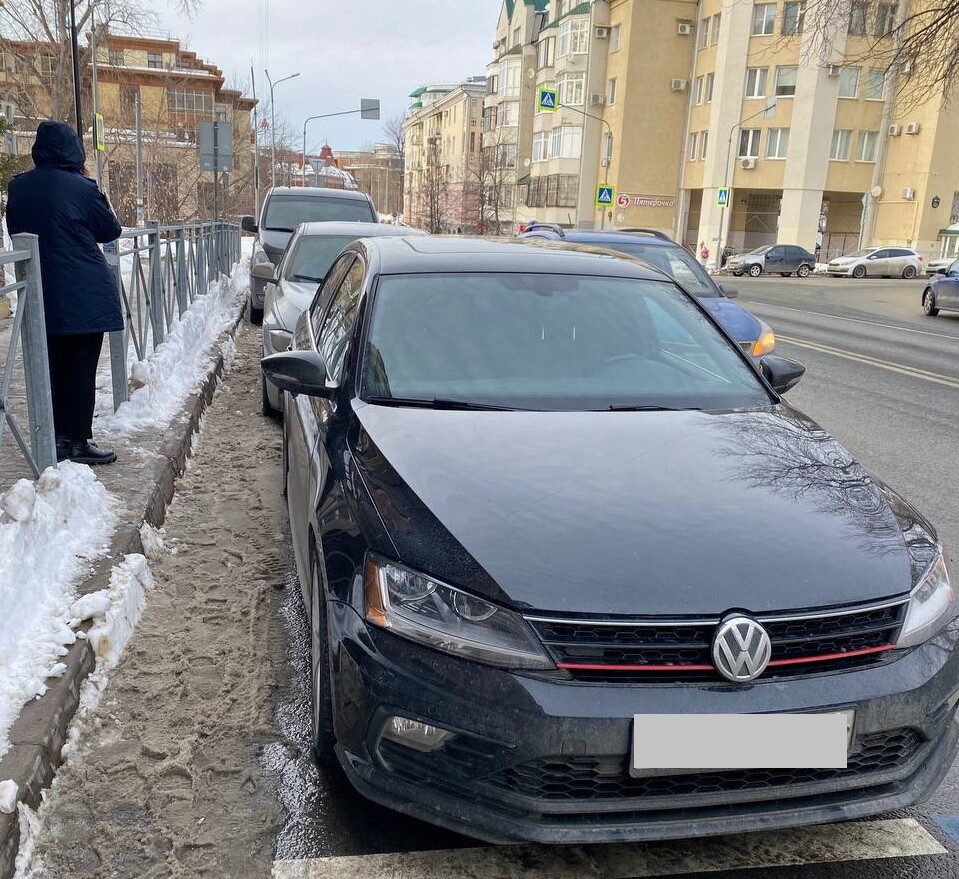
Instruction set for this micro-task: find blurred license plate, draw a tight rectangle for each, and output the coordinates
[631,712,853,777]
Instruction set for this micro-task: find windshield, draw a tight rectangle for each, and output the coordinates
[747,246,772,256]
[596,241,719,297]
[284,235,358,282]
[361,273,772,412]
[263,196,374,231]
[848,248,876,258]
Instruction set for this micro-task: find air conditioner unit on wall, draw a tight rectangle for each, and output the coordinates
[670,78,688,91]
[589,93,606,106]
[741,157,757,169]
[906,122,921,135]
[902,187,916,199]
[595,26,609,38]
[677,22,692,35]
[888,123,901,136]
[827,64,842,77]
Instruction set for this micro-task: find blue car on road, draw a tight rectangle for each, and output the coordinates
[519,225,776,358]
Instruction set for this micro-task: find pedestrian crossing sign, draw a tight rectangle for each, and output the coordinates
[595,185,616,208]
[538,88,557,112]
[717,187,731,208]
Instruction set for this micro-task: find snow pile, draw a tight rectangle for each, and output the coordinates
[0,779,16,814]
[0,464,116,759]
[814,263,831,274]
[99,258,248,434]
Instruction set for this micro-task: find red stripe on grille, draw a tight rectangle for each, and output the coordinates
[556,644,896,673]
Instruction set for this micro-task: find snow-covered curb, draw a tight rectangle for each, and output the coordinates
[0,465,116,761]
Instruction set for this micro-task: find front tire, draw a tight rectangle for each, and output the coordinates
[310,546,337,766]
[797,264,811,278]
[902,265,917,279]
[249,300,264,324]
[748,264,763,277]
[852,264,867,279]
[923,289,939,316]
[261,373,279,418]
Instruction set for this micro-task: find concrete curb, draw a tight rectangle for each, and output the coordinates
[0,308,245,879]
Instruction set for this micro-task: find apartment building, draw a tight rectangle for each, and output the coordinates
[403,77,486,231]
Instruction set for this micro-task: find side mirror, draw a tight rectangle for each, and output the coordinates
[261,351,334,398]
[251,262,277,282]
[718,282,739,298]
[241,215,258,233]
[760,355,805,394]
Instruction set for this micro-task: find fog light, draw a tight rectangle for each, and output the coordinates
[381,716,456,753]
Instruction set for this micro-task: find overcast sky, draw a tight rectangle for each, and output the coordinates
[157,0,499,152]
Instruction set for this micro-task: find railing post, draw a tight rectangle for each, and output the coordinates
[175,220,188,317]
[196,223,207,295]
[12,233,56,472]
[147,220,164,345]
[103,238,129,410]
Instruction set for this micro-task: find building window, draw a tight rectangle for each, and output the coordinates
[120,85,139,116]
[830,129,852,160]
[775,66,798,96]
[108,48,124,66]
[486,75,499,96]
[694,76,705,104]
[495,142,517,168]
[499,101,519,126]
[865,68,886,99]
[551,125,583,158]
[513,25,522,47]
[739,128,761,157]
[875,3,897,35]
[498,61,520,97]
[537,37,555,68]
[557,71,585,106]
[766,127,790,157]
[532,131,549,162]
[167,89,214,114]
[857,130,879,160]
[849,1,869,35]
[838,67,860,97]
[558,174,578,206]
[745,67,769,98]
[782,1,806,34]
[705,71,715,101]
[606,77,617,105]
[482,105,498,131]
[610,24,622,52]
[147,52,163,69]
[698,17,709,48]
[752,4,777,35]
[38,53,56,76]
[559,18,589,56]
[688,132,699,161]
[710,13,722,43]
[700,130,709,159]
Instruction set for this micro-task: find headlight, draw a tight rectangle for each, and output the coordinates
[897,548,957,648]
[267,329,293,352]
[752,321,776,357]
[364,555,554,670]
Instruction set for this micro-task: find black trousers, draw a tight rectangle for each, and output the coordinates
[47,332,104,443]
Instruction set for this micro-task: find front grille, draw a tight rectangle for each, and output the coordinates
[490,729,922,801]
[528,599,907,682]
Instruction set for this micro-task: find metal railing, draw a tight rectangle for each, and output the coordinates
[0,220,241,481]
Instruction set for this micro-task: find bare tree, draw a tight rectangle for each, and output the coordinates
[412,136,449,233]
[467,129,515,235]
[382,113,405,162]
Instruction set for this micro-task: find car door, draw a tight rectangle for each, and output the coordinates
[940,261,959,309]
[866,248,889,276]
[765,246,785,272]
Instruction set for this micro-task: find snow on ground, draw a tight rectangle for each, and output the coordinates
[95,256,249,434]
[0,464,116,760]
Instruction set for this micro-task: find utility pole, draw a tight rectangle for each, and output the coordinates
[135,90,144,226]
[251,64,260,217]
[68,0,83,136]
[265,69,300,188]
[302,102,380,189]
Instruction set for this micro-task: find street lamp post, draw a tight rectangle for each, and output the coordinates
[558,102,613,229]
[301,102,381,189]
[265,69,300,188]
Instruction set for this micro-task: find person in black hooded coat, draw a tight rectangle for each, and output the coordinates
[7,120,122,465]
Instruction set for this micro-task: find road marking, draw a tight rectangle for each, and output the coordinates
[748,301,959,341]
[273,818,944,879]
[778,334,959,389]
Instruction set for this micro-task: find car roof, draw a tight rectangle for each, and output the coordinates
[523,228,676,247]
[266,186,371,202]
[354,236,673,281]
[296,221,426,237]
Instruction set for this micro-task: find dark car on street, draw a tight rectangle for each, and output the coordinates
[726,244,817,277]
[263,236,959,845]
[519,225,776,358]
[242,186,377,323]
[922,258,959,316]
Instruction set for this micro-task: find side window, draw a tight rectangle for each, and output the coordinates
[871,249,889,259]
[310,254,353,339]
[317,259,366,383]
[768,246,782,259]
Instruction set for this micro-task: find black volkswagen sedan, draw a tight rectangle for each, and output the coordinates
[263,237,959,845]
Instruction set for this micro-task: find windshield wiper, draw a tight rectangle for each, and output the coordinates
[364,396,519,411]
[264,226,296,232]
[290,274,323,283]
[605,404,703,412]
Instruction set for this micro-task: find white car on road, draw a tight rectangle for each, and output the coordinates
[826,246,923,279]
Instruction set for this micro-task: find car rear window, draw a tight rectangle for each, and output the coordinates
[595,241,719,297]
[263,196,375,231]
[284,235,359,283]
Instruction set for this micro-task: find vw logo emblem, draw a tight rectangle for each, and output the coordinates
[712,615,772,683]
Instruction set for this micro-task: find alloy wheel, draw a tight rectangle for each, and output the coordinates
[749,264,762,277]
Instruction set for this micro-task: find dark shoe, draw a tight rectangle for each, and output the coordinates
[68,441,117,466]
[56,436,72,462]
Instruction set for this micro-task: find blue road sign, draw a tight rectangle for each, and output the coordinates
[595,185,615,207]
[538,88,557,112]
[717,187,731,208]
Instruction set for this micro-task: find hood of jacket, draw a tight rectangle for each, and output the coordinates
[32,120,86,172]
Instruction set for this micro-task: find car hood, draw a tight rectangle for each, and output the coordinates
[260,229,293,261]
[274,280,320,331]
[830,256,856,265]
[698,297,762,343]
[352,404,915,616]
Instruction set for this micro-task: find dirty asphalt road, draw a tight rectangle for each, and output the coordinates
[18,286,959,877]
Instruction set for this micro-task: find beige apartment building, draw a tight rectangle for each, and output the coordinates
[470,0,959,258]
[403,78,486,231]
